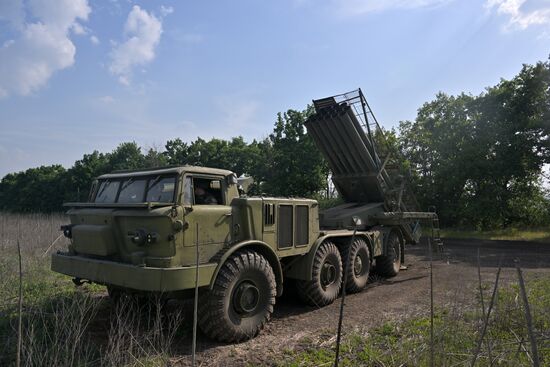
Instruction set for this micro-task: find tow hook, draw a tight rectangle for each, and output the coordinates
[61,224,73,239]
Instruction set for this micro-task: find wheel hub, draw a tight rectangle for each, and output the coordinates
[321,261,337,289]
[353,255,363,276]
[233,281,260,315]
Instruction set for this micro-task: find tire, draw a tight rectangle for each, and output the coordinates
[198,250,276,343]
[296,241,342,307]
[376,231,402,277]
[341,238,371,293]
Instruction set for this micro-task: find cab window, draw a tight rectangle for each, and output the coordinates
[145,176,176,202]
[192,177,223,205]
[95,180,119,203]
[117,178,147,203]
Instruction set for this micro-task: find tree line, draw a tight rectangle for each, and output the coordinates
[1,60,548,229]
[0,109,327,213]
[399,60,550,229]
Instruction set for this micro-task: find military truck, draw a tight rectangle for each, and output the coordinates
[52,89,440,342]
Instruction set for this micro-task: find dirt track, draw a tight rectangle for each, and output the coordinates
[168,238,550,366]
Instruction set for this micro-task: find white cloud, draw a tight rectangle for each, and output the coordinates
[331,0,452,16]
[90,35,100,44]
[71,22,87,35]
[109,6,163,85]
[28,0,90,32]
[486,0,550,30]
[0,0,91,97]
[160,5,174,16]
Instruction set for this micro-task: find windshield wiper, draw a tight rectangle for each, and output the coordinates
[146,175,162,194]
[96,180,111,199]
[119,178,134,192]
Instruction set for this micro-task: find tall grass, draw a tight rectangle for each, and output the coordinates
[0,212,184,366]
[441,227,550,242]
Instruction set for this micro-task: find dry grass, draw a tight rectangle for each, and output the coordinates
[441,227,550,242]
[0,212,184,367]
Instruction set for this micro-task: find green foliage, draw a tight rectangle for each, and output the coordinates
[440,227,550,242]
[0,165,67,212]
[165,136,266,177]
[261,108,328,197]
[1,60,549,226]
[0,107,327,212]
[163,111,329,199]
[400,60,550,229]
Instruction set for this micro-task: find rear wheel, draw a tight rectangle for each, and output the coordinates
[198,250,276,343]
[296,241,342,307]
[376,231,402,277]
[341,238,371,293]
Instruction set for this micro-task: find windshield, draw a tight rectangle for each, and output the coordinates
[95,181,120,203]
[93,175,177,204]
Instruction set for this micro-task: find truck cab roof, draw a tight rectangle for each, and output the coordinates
[98,165,235,179]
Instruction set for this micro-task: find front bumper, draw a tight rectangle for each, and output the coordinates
[51,252,216,292]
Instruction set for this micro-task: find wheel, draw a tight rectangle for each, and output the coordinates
[341,238,371,293]
[198,250,276,342]
[296,241,342,307]
[376,231,402,277]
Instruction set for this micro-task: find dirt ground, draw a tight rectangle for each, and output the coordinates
[163,238,550,366]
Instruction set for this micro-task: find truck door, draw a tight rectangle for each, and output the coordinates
[182,175,232,247]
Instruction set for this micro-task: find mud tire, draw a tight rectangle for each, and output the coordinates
[198,250,276,343]
[296,241,342,307]
[376,231,402,278]
[341,238,371,293]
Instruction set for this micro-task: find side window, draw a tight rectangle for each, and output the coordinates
[183,176,193,205]
[192,177,223,205]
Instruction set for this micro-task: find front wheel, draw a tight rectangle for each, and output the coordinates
[198,250,276,343]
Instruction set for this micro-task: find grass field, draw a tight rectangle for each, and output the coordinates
[1,212,549,366]
[441,227,550,242]
[279,278,550,366]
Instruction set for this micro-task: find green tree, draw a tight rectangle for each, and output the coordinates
[164,138,189,165]
[65,151,111,202]
[399,92,475,225]
[399,60,550,228]
[261,108,328,197]
[0,165,67,212]
[106,142,145,171]
[143,147,169,168]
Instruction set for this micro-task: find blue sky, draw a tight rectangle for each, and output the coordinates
[0,0,549,178]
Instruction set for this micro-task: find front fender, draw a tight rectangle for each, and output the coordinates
[209,240,284,296]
